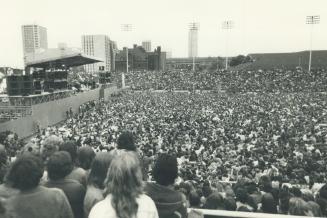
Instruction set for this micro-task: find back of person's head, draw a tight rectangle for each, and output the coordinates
[279,188,290,214]
[290,187,302,198]
[47,151,73,180]
[224,196,237,211]
[259,175,272,192]
[302,189,314,202]
[117,131,136,151]
[307,201,322,217]
[0,144,7,166]
[261,193,277,214]
[59,140,78,164]
[202,185,213,198]
[77,146,95,170]
[203,192,224,210]
[236,188,248,204]
[152,153,178,186]
[288,197,312,216]
[319,184,327,199]
[88,152,114,189]
[7,154,43,191]
[105,151,143,218]
[189,191,201,208]
[41,135,62,161]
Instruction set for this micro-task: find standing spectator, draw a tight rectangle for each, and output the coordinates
[60,141,87,187]
[89,151,158,218]
[84,152,113,218]
[45,151,85,218]
[5,154,73,218]
[77,146,95,175]
[145,153,187,218]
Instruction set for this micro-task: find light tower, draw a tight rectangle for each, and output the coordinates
[222,20,234,70]
[121,24,133,88]
[188,22,199,71]
[306,15,320,73]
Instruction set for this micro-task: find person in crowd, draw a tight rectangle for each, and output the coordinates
[235,188,254,212]
[89,151,158,218]
[260,193,277,214]
[0,145,8,184]
[60,141,87,187]
[5,154,74,218]
[189,191,201,208]
[145,153,187,218]
[203,192,225,210]
[77,146,95,174]
[44,151,85,218]
[84,152,114,218]
[288,197,313,216]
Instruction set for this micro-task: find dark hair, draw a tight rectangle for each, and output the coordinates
[189,191,200,207]
[224,196,237,211]
[261,193,277,214]
[77,146,95,170]
[117,131,136,151]
[88,152,114,189]
[152,153,178,186]
[259,175,272,193]
[47,151,73,180]
[203,192,224,210]
[235,188,248,204]
[7,154,43,191]
[59,140,78,163]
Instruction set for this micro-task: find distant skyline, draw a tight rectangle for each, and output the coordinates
[1,0,327,68]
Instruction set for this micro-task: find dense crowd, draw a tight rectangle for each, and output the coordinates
[0,68,327,217]
[127,68,327,92]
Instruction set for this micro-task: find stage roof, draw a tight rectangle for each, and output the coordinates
[25,48,103,69]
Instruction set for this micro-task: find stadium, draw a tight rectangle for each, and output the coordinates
[1,1,327,218]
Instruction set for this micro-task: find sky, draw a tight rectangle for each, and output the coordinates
[1,0,327,68]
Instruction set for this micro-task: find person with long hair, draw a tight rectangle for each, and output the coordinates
[89,151,158,218]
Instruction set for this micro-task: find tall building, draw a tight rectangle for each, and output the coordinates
[82,35,115,73]
[142,40,151,52]
[21,25,48,64]
[188,23,199,58]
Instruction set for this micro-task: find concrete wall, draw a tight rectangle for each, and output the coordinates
[0,85,118,138]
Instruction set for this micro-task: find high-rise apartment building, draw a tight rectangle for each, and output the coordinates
[21,25,48,64]
[188,23,199,58]
[142,40,151,52]
[82,35,115,73]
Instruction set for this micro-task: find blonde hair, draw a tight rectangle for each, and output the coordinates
[105,151,143,218]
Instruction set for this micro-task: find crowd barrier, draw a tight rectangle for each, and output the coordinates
[0,85,118,138]
[188,209,319,218]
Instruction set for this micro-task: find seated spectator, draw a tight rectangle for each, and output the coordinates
[84,152,114,218]
[5,154,73,218]
[60,141,87,187]
[89,151,158,218]
[145,153,187,218]
[44,151,85,218]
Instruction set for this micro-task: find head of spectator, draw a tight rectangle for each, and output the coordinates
[259,175,272,193]
[203,192,225,210]
[47,151,73,181]
[189,191,201,208]
[104,151,143,218]
[88,152,114,189]
[288,197,313,216]
[307,201,322,217]
[302,189,314,202]
[0,144,8,183]
[224,196,237,211]
[261,193,277,214]
[77,146,95,170]
[279,187,290,214]
[59,140,78,165]
[152,153,178,186]
[235,188,248,204]
[117,131,136,151]
[41,135,62,162]
[6,154,43,191]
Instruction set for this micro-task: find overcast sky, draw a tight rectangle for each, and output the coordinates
[1,0,327,68]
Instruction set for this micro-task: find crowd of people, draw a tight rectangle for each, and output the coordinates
[127,68,327,92]
[0,68,326,217]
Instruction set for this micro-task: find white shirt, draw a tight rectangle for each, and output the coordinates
[89,194,158,218]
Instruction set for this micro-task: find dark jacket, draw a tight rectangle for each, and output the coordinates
[144,182,187,218]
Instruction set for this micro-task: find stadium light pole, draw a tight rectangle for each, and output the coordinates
[222,20,234,70]
[189,22,199,71]
[121,24,133,88]
[306,15,320,73]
